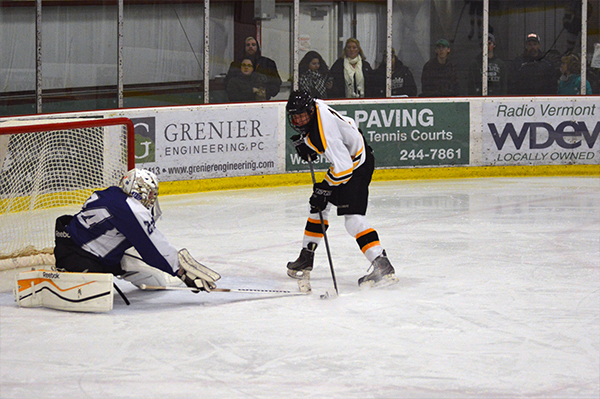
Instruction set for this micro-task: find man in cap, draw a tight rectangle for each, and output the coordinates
[508,32,559,95]
[467,33,507,96]
[420,39,459,97]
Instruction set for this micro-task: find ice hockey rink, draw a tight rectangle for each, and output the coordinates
[1,176,599,399]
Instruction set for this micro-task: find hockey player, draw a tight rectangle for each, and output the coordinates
[285,90,398,287]
[53,168,219,292]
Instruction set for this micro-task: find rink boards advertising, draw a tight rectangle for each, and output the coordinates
[483,98,599,166]
[285,102,471,172]
[132,105,280,181]
[1,96,597,185]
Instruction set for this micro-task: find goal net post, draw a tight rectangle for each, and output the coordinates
[0,117,135,270]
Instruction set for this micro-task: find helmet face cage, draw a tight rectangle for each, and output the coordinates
[119,169,159,209]
[286,90,315,134]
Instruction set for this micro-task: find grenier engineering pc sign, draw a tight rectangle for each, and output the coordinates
[286,102,470,171]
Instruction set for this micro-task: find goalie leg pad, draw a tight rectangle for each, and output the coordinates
[14,270,113,313]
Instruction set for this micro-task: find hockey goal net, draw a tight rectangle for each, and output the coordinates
[0,117,135,271]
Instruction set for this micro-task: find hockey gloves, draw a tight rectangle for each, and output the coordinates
[177,249,220,293]
[310,181,333,212]
[291,134,318,162]
[177,268,210,293]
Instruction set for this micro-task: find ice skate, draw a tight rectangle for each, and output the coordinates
[287,242,317,279]
[358,251,399,287]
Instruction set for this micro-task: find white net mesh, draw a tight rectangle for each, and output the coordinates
[0,118,131,267]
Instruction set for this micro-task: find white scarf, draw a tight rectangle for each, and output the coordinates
[343,56,365,98]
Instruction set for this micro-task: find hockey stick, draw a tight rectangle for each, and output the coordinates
[306,155,339,296]
[113,283,130,305]
[139,284,307,295]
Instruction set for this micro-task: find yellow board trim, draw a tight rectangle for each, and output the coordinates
[1,165,596,210]
[159,165,600,196]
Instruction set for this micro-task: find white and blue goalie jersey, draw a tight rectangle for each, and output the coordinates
[66,187,179,275]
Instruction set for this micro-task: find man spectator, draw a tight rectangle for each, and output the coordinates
[420,39,459,97]
[508,32,559,95]
[373,48,418,97]
[467,33,507,96]
[224,36,282,101]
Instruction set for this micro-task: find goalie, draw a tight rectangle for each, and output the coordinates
[53,168,219,292]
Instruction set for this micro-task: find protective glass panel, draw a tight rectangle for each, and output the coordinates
[123,2,205,107]
[0,4,37,116]
[209,3,235,103]
[219,2,288,103]
[42,4,118,112]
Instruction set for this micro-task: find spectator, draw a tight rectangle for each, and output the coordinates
[226,58,267,102]
[557,53,593,95]
[298,51,332,99]
[467,33,507,96]
[508,32,559,95]
[328,38,375,98]
[588,43,600,95]
[373,48,417,97]
[420,39,459,97]
[224,36,282,100]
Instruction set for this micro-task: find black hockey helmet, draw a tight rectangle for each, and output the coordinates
[286,90,315,134]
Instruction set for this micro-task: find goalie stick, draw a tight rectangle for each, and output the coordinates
[139,284,308,295]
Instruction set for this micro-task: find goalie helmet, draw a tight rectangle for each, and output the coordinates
[119,168,159,210]
[286,90,316,134]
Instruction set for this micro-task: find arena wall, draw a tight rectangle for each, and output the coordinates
[1,97,598,195]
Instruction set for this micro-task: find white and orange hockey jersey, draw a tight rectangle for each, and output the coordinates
[304,99,367,187]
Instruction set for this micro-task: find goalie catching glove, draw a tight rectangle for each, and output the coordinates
[176,248,221,293]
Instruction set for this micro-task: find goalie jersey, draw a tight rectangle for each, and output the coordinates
[304,99,367,187]
[66,186,179,275]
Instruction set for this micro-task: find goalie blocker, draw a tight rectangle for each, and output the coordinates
[14,270,114,313]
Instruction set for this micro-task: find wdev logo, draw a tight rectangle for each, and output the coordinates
[488,121,600,150]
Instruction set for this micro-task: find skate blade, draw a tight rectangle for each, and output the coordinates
[359,273,399,289]
[287,269,311,280]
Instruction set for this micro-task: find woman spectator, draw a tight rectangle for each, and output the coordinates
[298,51,332,99]
[557,53,593,95]
[328,38,375,99]
[226,58,267,102]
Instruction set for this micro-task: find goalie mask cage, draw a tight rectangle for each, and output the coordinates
[0,117,135,270]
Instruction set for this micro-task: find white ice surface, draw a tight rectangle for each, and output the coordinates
[1,177,599,399]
